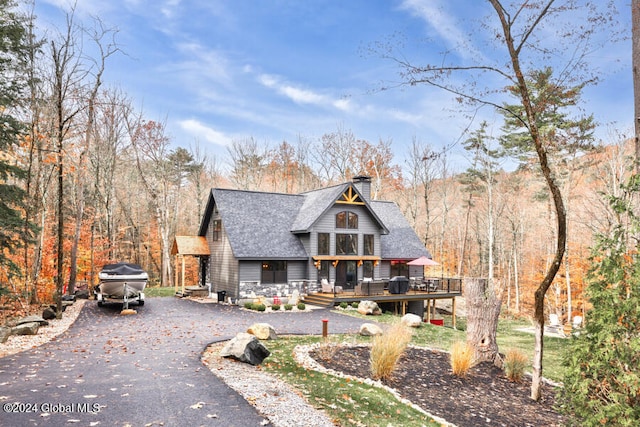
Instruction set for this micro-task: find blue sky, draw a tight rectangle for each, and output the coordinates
[33,0,632,172]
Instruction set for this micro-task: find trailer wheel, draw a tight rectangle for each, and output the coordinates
[138,299,145,306]
[97,300,103,307]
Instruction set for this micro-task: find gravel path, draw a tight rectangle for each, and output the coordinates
[0,297,366,426]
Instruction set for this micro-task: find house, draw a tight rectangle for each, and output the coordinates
[197,176,432,301]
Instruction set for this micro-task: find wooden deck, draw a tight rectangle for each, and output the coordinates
[303,289,461,307]
[303,281,462,328]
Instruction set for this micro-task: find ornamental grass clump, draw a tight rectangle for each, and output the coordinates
[503,348,528,382]
[370,322,412,380]
[450,341,474,378]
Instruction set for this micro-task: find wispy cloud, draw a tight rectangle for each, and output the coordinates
[179,119,232,147]
[398,0,482,61]
[257,73,353,112]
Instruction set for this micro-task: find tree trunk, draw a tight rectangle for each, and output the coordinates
[465,277,503,366]
[633,0,640,171]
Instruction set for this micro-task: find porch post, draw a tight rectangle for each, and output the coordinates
[181,255,186,295]
[174,256,179,294]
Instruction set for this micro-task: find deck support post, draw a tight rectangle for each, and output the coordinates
[452,297,457,329]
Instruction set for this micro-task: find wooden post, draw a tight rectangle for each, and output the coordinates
[452,297,457,329]
[174,256,179,295]
[426,298,432,323]
[181,255,186,295]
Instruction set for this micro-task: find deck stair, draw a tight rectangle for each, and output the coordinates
[302,292,335,308]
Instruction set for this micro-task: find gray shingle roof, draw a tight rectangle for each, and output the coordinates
[203,184,430,261]
[371,201,431,259]
[291,184,344,232]
[212,188,308,259]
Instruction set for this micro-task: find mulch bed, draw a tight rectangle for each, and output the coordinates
[311,346,565,427]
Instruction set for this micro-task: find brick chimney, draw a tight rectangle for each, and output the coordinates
[352,175,372,202]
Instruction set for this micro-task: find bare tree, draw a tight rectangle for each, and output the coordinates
[382,0,619,400]
[67,19,120,296]
[634,0,640,171]
[47,8,91,317]
[227,137,268,190]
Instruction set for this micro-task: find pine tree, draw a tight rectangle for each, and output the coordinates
[559,176,640,426]
[0,0,33,279]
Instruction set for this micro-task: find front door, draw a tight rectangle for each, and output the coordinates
[336,260,357,290]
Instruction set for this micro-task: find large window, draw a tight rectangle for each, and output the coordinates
[336,211,358,229]
[261,261,287,284]
[336,234,358,255]
[212,220,221,241]
[363,260,374,279]
[318,260,330,281]
[318,233,330,255]
[364,234,374,256]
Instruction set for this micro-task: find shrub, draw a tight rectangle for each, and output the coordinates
[339,302,348,309]
[503,348,528,382]
[316,337,340,361]
[370,322,412,380]
[284,304,293,311]
[252,303,266,312]
[297,302,306,310]
[351,302,359,309]
[244,302,253,309]
[450,341,473,378]
[271,304,281,311]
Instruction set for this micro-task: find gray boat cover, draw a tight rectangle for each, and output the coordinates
[100,262,146,276]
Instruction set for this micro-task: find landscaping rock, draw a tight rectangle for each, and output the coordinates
[42,307,57,320]
[74,289,90,299]
[49,301,74,312]
[357,300,381,315]
[11,322,40,336]
[16,315,49,327]
[359,323,383,336]
[219,332,271,366]
[401,313,423,328]
[288,289,300,306]
[0,326,10,343]
[247,323,278,340]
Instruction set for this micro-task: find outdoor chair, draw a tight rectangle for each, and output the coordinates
[321,279,342,294]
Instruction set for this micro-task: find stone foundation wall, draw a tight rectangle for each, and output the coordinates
[238,280,318,300]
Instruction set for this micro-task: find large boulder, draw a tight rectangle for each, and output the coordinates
[357,300,381,315]
[219,332,271,365]
[0,326,10,343]
[16,315,49,326]
[42,307,56,320]
[288,289,300,306]
[401,313,423,328]
[247,323,278,340]
[11,322,40,336]
[359,323,383,336]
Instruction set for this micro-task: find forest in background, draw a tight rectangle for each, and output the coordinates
[0,1,633,329]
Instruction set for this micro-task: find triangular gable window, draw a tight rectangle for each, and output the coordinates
[336,185,365,205]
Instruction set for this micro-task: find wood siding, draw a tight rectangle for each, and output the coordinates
[308,204,384,280]
[206,211,239,298]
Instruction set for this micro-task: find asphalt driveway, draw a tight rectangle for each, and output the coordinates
[0,298,366,426]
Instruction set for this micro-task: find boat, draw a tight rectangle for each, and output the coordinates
[96,262,148,308]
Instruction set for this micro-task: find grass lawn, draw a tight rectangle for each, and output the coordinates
[260,309,569,426]
[143,286,177,297]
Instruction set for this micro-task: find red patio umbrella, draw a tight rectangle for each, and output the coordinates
[407,256,440,266]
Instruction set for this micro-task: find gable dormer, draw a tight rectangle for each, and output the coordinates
[336,185,365,205]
